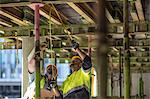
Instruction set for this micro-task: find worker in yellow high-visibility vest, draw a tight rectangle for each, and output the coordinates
[26,42,59,99]
[40,40,92,99]
[25,64,58,99]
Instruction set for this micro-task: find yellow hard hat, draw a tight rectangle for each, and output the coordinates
[71,56,81,61]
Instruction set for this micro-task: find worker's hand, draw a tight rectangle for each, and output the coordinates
[50,80,57,88]
[71,40,79,50]
[47,80,57,91]
[41,89,55,98]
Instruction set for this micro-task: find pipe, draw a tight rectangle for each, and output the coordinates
[119,48,122,98]
[97,0,108,98]
[123,0,131,98]
[88,35,92,57]
[34,4,40,99]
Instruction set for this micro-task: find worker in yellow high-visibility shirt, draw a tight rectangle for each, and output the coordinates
[40,40,92,99]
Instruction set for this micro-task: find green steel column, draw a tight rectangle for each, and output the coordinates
[123,0,131,99]
[136,72,144,99]
[97,0,108,99]
[34,4,41,99]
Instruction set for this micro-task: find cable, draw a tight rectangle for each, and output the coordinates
[15,31,19,66]
[51,4,73,41]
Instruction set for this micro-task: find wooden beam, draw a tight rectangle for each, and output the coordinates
[130,2,139,21]
[135,0,145,21]
[28,5,62,25]
[114,19,121,23]
[67,2,95,24]
[105,9,115,23]
[46,4,69,22]
[0,10,29,26]
[83,3,97,17]
[0,20,12,27]
[130,11,139,21]
[0,0,97,7]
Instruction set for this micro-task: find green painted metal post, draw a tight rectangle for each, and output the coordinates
[136,72,144,99]
[138,77,144,99]
[123,0,131,98]
[34,4,41,99]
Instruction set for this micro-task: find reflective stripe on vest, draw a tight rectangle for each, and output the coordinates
[60,68,91,96]
[63,85,89,98]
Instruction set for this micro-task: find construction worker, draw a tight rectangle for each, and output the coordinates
[41,40,92,99]
[25,42,59,98]
[24,64,58,98]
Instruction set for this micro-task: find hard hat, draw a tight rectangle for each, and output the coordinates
[71,56,81,61]
[46,64,58,80]
[70,56,82,68]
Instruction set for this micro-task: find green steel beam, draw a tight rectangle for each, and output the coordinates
[0,22,150,32]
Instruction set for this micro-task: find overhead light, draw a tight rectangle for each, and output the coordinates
[0,30,5,34]
[112,47,118,52]
[56,53,60,57]
[65,60,69,63]
[62,42,66,46]
[130,46,136,51]
[46,53,50,58]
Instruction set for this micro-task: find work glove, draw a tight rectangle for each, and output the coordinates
[47,80,57,91]
[71,40,79,50]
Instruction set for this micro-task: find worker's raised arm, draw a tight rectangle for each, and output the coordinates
[72,40,92,71]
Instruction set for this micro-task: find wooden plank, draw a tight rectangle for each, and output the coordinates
[135,0,145,21]
[114,18,121,23]
[28,5,62,25]
[0,0,97,7]
[67,2,95,24]
[130,12,139,21]
[46,4,69,22]
[105,9,115,23]
[0,20,12,27]
[83,3,97,17]
[0,10,29,26]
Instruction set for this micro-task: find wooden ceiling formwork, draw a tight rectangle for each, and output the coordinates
[0,0,150,72]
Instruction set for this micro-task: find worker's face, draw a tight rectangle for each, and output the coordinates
[46,68,52,80]
[46,73,52,81]
[70,58,82,72]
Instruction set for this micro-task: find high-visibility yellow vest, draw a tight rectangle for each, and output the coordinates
[60,68,91,96]
[40,77,46,89]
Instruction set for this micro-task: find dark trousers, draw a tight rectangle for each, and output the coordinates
[64,88,89,99]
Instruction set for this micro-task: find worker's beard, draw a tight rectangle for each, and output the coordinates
[70,63,81,72]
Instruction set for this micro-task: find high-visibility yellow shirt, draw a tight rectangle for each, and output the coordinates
[60,68,91,96]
